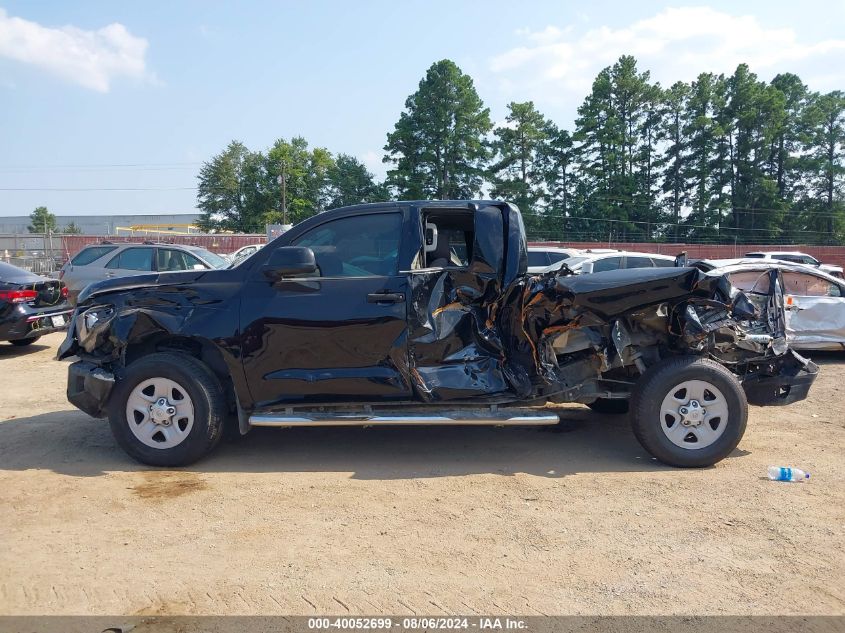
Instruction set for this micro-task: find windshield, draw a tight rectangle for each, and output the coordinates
[191,248,229,269]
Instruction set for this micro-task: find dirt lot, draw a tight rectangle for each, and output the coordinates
[1,332,844,616]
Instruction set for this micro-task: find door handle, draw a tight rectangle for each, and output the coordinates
[367,292,404,304]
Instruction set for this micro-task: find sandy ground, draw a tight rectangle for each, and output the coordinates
[0,332,843,616]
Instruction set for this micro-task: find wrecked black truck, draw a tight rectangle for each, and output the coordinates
[58,201,818,468]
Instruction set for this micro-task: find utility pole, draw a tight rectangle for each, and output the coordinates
[278,160,288,226]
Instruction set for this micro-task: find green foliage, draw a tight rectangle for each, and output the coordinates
[196,139,381,233]
[489,101,550,232]
[327,154,389,210]
[27,206,57,233]
[384,60,492,200]
[62,222,82,234]
[194,56,844,245]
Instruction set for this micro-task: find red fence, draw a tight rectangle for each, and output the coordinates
[529,241,845,270]
[59,234,266,261]
[58,235,845,270]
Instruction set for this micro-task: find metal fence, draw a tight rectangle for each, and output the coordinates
[529,241,845,270]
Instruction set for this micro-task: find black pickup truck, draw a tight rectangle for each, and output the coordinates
[58,201,817,467]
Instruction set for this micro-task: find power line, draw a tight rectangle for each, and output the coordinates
[0,162,202,171]
[0,187,198,192]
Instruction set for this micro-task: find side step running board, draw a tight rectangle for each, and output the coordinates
[249,409,560,428]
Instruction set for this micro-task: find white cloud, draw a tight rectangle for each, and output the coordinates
[0,8,151,92]
[489,7,845,109]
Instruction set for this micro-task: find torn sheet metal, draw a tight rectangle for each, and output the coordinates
[786,295,845,350]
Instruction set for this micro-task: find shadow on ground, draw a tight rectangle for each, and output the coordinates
[0,341,53,357]
[0,406,751,479]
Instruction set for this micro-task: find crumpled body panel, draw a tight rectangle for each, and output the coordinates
[405,262,811,405]
[786,295,845,350]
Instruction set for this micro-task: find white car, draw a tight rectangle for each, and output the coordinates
[542,250,677,274]
[700,260,845,351]
[226,243,265,264]
[526,246,582,273]
[743,251,843,278]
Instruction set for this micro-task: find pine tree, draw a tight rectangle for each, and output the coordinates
[384,60,491,200]
[489,101,549,234]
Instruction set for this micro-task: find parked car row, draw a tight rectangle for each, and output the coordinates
[58,241,231,303]
[528,246,678,273]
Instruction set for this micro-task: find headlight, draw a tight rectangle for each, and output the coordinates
[79,305,114,336]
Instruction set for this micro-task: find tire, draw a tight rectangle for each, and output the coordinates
[587,398,630,415]
[10,336,40,347]
[630,356,748,468]
[107,352,226,466]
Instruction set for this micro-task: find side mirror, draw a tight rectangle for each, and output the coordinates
[580,261,594,274]
[262,246,317,280]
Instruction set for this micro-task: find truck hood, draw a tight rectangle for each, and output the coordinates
[77,270,209,304]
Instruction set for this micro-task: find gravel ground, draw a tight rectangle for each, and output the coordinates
[1,333,843,615]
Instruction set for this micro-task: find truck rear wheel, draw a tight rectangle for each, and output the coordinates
[630,356,747,467]
[107,352,226,466]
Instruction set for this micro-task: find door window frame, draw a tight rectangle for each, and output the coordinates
[257,210,407,281]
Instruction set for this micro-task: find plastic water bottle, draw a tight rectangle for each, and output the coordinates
[768,466,810,482]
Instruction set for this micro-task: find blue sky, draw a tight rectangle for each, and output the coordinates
[1,0,844,217]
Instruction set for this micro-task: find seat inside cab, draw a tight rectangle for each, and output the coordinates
[413,211,474,269]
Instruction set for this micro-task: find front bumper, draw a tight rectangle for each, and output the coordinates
[742,350,819,406]
[67,360,115,418]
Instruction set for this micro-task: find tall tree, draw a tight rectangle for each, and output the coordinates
[540,124,576,237]
[682,73,726,241]
[721,64,786,242]
[326,154,389,209]
[800,90,845,238]
[489,101,549,231]
[266,136,334,225]
[658,82,690,241]
[27,206,57,233]
[384,60,491,200]
[196,141,270,233]
[573,56,660,241]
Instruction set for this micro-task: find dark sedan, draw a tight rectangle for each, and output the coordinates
[0,261,72,346]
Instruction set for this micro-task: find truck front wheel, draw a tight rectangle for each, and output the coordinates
[107,352,226,466]
[630,357,747,467]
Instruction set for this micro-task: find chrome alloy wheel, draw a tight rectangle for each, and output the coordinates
[125,377,195,449]
[659,379,729,450]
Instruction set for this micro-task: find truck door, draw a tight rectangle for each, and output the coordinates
[239,210,411,408]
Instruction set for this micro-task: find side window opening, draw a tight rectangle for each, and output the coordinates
[527,252,550,267]
[106,247,154,272]
[418,211,474,269]
[728,271,772,294]
[292,213,402,278]
[592,256,622,272]
[652,257,676,268]
[783,272,841,297]
[71,246,117,266]
[624,256,654,269]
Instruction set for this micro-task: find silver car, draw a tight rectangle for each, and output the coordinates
[60,242,229,303]
[705,261,845,351]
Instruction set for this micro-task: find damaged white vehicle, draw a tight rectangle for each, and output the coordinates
[694,260,845,351]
